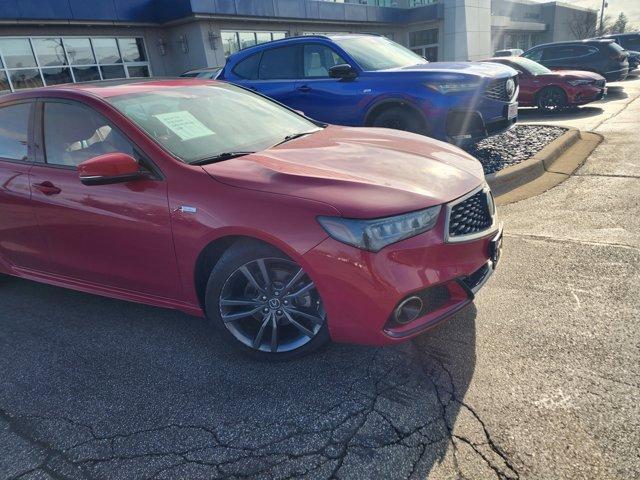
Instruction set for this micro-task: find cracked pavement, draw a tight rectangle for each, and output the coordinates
[1,76,639,480]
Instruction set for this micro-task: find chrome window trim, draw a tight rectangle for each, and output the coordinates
[444,183,498,243]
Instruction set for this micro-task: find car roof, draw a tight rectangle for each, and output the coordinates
[0,78,222,101]
[526,38,615,50]
[227,33,377,60]
[601,32,639,38]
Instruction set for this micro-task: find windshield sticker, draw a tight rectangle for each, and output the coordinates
[154,111,215,141]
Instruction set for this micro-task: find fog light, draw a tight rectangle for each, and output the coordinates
[394,296,424,324]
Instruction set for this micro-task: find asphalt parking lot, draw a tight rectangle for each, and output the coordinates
[1,75,639,480]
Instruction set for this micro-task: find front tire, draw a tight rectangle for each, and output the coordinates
[204,240,329,361]
[371,106,425,134]
[537,87,567,112]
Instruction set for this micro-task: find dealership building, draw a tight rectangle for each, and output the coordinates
[0,0,596,93]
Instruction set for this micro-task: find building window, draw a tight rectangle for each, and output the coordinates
[409,28,439,61]
[499,32,542,52]
[221,31,288,58]
[0,36,151,93]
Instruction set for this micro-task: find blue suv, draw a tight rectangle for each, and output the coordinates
[219,34,519,144]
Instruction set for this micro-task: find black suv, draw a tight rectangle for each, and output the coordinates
[522,39,629,81]
[599,33,640,52]
[599,33,640,71]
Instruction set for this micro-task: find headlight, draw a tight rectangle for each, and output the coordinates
[317,206,442,252]
[568,79,594,86]
[426,82,481,94]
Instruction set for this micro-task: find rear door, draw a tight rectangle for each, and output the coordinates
[28,98,180,298]
[233,45,302,107]
[540,45,596,71]
[0,99,50,271]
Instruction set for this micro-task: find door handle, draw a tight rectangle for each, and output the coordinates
[297,85,312,93]
[33,181,61,196]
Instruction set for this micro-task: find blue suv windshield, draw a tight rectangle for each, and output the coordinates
[333,36,428,71]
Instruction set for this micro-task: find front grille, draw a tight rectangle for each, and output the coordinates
[484,76,517,101]
[448,189,493,238]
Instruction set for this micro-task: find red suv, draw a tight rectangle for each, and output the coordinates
[486,56,606,111]
[0,79,502,359]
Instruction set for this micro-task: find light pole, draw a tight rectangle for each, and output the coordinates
[599,0,608,35]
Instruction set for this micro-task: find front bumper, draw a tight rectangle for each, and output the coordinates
[303,211,501,346]
[569,84,607,105]
[420,87,518,145]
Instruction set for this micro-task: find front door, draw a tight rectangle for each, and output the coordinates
[28,99,180,298]
[0,100,50,271]
[290,43,361,125]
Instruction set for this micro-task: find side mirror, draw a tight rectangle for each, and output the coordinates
[78,152,144,186]
[329,64,358,81]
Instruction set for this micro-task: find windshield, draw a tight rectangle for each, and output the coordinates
[509,57,551,75]
[333,36,427,71]
[108,84,320,164]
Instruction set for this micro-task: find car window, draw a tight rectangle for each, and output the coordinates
[522,48,543,62]
[181,72,200,78]
[542,46,580,60]
[303,44,347,78]
[234,53,261,80]
[509,57,551,75]
[0,102,31,162]
[108,84,320,164]
[43,101,136,168]
[259,46,299,80]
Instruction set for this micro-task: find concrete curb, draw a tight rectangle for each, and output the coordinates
[487,127,603,205]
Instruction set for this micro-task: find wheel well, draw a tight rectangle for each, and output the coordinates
[364,101,427,132]
[194,235,272,310]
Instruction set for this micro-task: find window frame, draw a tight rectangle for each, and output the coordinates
[0,99,35,165]
[220,30,289,59]
[34,98,164,181]
[0,35,152,93]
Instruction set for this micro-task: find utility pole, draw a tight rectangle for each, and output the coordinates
[599,0,608,35]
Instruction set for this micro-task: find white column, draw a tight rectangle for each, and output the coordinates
[442,0,492,61]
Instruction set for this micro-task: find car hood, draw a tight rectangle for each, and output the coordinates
[393,61,517,79]
[202,126,485,218]
[542,70,605,81]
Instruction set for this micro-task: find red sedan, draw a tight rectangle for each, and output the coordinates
[486,57,606,111]
[0,79,501,359]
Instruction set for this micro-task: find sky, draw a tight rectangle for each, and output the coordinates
[533,0,640,27]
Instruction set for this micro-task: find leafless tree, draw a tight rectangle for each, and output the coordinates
[568,11,597,39]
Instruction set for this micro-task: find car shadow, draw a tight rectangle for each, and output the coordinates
[600,85,628,100]
[0,276,486,478]
[518,105,604,121]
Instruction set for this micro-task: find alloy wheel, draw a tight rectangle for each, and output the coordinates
[539,88,565,111]
[219,258,326,353]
